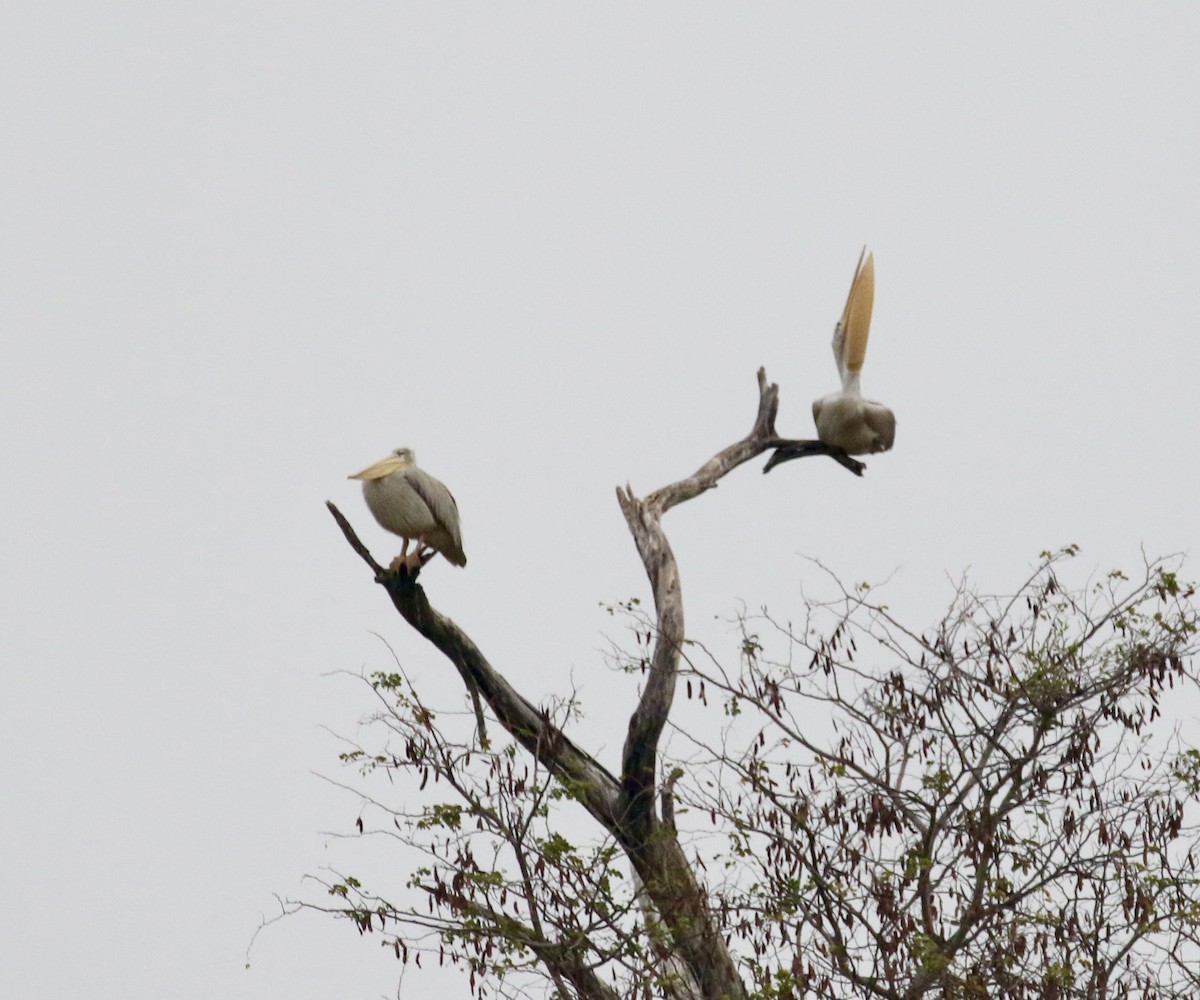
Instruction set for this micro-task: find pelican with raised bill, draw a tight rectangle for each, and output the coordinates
[348,447,467,572]
[811,247,896,455]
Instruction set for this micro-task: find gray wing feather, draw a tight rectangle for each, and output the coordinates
[863,405,897,451]
[405,467,466,562]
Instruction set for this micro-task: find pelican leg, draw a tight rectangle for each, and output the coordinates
[408,535,433,569]
[387,537,413,574]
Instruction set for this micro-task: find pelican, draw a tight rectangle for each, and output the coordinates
[811,247,896,455]
[348,447,466,570]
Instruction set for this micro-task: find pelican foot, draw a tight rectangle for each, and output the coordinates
[410,546,437,569]
[384,549,436,578]
[388,554,417,575]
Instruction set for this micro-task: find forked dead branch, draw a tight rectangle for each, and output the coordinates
[327,368,857,1000]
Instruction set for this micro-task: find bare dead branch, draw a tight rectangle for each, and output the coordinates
[328,501,621,829]
[763,440,866,476]
[327,500,387,577]
[327,501,488,743]
[327,368,872,999]
[616,367,856,1000]
[619,368,853,814]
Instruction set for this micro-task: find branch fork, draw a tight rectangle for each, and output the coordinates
[329,367,863,999]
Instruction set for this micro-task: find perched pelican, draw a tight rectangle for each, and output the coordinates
[348,447,466,570]
[811,247,896,455]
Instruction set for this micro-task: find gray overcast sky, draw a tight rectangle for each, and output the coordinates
[3,4,1198,998]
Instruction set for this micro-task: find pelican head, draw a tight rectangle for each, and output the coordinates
[349,447,417,482]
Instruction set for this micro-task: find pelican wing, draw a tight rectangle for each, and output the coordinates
[405,467,466,562]
[862,402,896,452]
[842,250,875,374]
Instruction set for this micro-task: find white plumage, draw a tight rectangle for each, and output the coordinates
[348,447,466,569]
[811,248,897,455]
